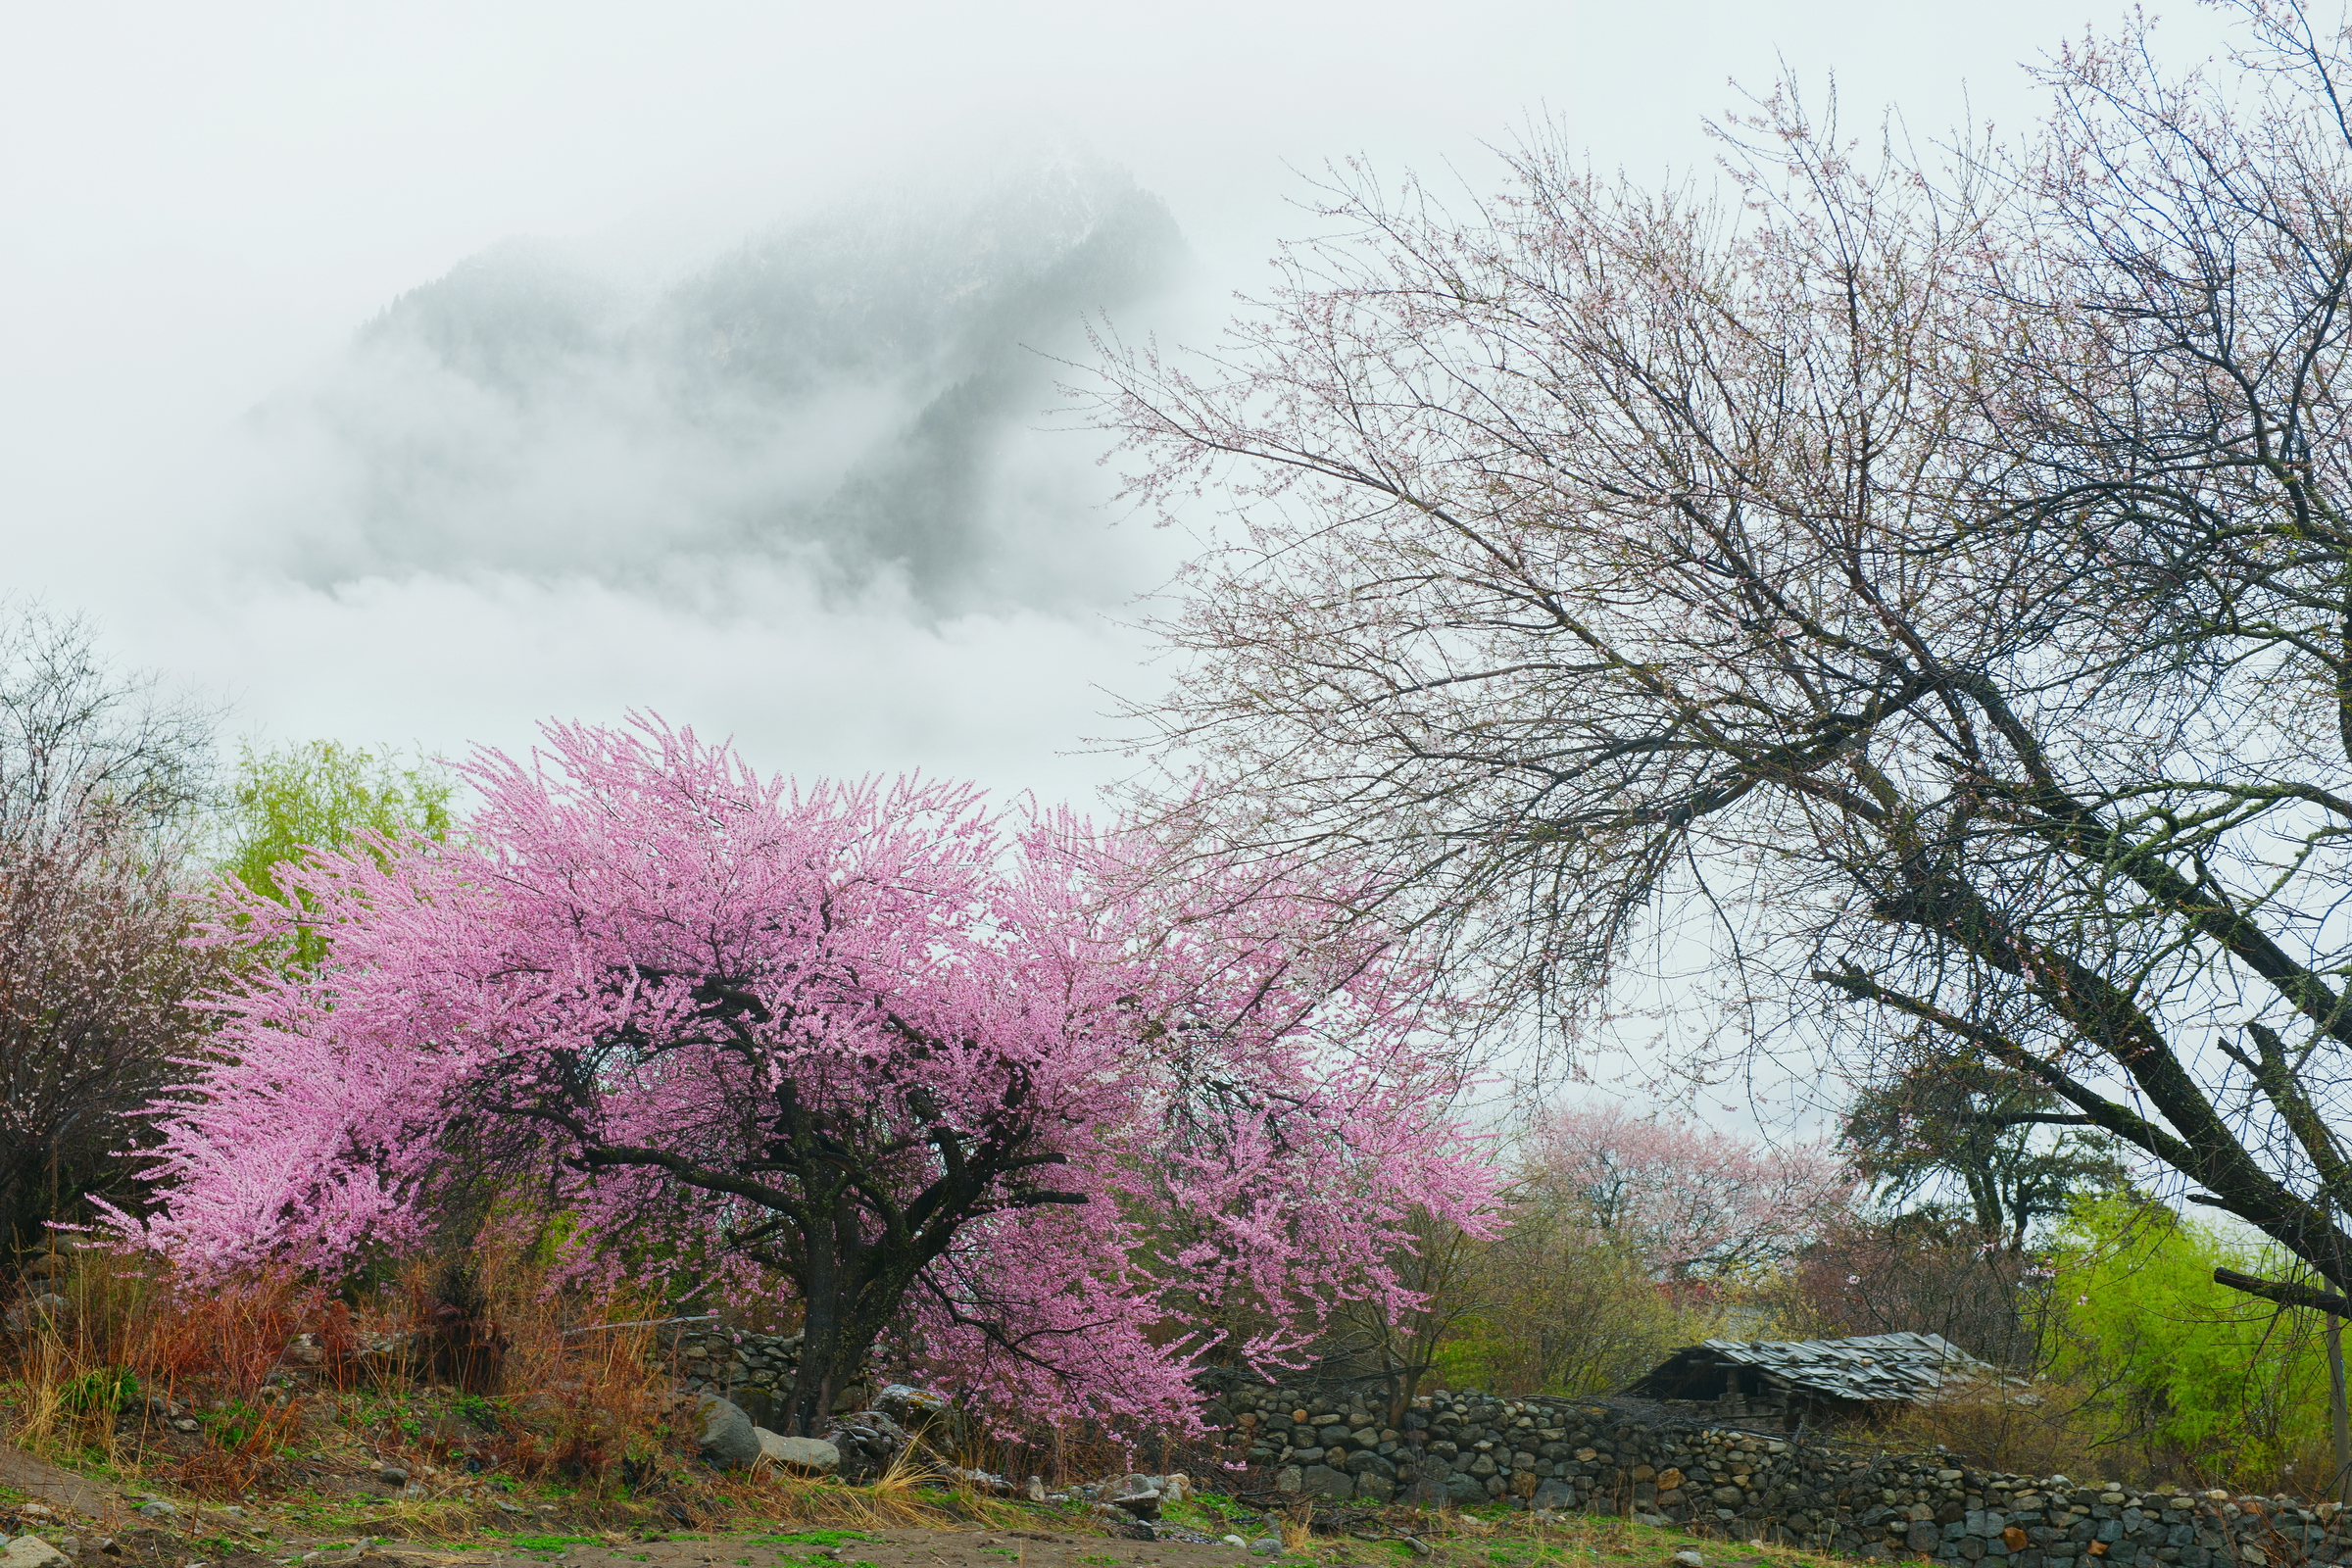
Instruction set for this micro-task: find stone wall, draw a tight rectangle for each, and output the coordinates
[661,1326,871,1433]
[1210,1385,2352,1564]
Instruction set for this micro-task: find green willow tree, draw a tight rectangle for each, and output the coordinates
[219,740,454,968]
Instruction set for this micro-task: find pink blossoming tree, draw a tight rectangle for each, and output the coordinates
[120,717,1494,1439]
[1519,1103,1852,1283]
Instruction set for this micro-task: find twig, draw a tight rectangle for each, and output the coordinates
[561,1313,719,1338]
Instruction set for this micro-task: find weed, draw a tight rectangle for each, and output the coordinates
[59,1365,139,1416]
[1282,1511,1317,1554]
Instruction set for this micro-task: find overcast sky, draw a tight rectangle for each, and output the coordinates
[0,0,2238,808]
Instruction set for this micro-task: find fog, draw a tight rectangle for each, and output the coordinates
[0,0,2239,806]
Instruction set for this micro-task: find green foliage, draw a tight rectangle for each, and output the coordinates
[1842,1056,2128,1247]
[2048,1194,2334,1487]
[59,1365,138,1416]
[217,739,455,967]
[1434,1225,1712,1397]
[203,1396,290,1453]
[452,1391,508,1429]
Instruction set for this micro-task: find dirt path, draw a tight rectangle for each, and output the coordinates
[356,1528,1252,1568]
[0,1442,121,1519]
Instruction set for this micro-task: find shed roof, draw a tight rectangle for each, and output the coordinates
[1622,1331,1996,1406]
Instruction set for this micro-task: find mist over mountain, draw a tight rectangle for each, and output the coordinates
[251,161,1187,615]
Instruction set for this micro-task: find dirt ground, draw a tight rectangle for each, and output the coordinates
[337,1531,1267,1568]
[1,1434,1817,1568]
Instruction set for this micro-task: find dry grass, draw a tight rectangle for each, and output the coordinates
[388,1245,670,1488]
[1862,1380,2337,1499]
[0,1238,681,1500]
[1280,1507,1316,1552]
[637,1446,1021,1536]
[3,1248,317,1486]
[358,1492,500,1540]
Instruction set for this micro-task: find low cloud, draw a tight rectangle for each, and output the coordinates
[237,158,1189,621]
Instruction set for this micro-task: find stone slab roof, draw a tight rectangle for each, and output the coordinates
[1622,1331,1996,1406]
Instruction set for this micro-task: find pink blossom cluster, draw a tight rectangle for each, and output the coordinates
[1522,1102,1852,1281]
[116,716,1494,1435]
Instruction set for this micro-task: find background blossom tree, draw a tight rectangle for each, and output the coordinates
[1517,1103,1853,1284]
[122,716,1494,1439]
[0,605,217,1261]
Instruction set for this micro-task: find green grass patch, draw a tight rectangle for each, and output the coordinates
[61,1366,139,1416]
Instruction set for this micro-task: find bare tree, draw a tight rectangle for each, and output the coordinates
[0,601,213,849]
[1090,2,2352,1316]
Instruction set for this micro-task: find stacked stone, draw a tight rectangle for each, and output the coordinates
[1218,1387,1722,1512]
[663,1326,805,1400]
[1838,1477,2352,1568]
[1209,1386,2352,1566]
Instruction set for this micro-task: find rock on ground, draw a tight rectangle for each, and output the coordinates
[3,1540,72,1568]
[689,1395,762,1469]
[753,1430,841,1476]
[1298,1463,1353,1500]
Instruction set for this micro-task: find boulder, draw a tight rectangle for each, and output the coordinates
[4,1541,72,1568]
[754,1429,841,1476]
[3,1294,68,1333]
[689,1394,762,1468]
[1298,1464,1355,1501]
[824,1409,911,1483]
[1106,1488,1161,1521]
[876,1385,951,1425]
[1532,1479,1575,1511]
